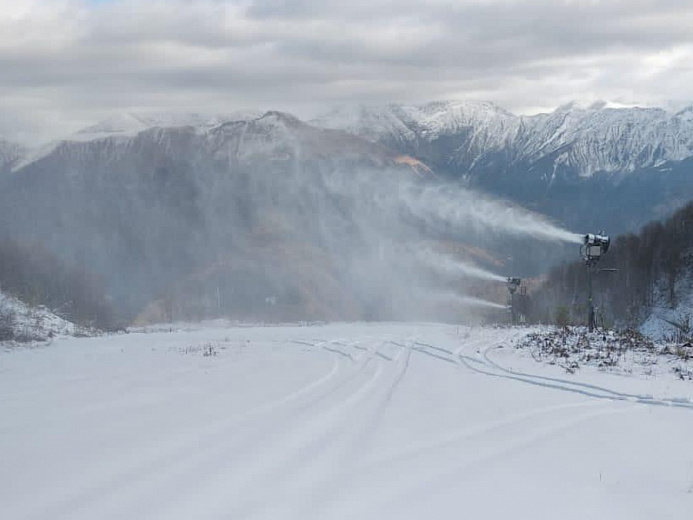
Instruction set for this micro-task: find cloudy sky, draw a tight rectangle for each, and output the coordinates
[1,0,692,143]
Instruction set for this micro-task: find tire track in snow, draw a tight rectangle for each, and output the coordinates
[353,402,634,520]
[22,340,356,520]
[209,339,394,519]
[358,399,605,472]
[119,337,387,519]
[267,340,414,520]
[450,334,693,410]
[330,330,635,519]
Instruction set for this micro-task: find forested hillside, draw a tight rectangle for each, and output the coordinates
[533,201,693,333]
[0,240,116,330]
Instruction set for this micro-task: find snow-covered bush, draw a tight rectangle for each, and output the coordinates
[514,326,693,378]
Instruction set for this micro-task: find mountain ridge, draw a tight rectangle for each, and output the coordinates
[312,99,693,178]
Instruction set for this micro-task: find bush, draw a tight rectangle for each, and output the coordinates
[555,305,570,328]
[0,307,16,341]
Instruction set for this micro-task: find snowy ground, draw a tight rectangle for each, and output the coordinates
[1,322,692,520]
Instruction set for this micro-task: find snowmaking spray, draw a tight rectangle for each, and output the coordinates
[434,293,508,310]
[415,249,507,282]
[398,183,583,245]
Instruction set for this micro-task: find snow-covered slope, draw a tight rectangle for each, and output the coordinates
[12,111,263,171]
[313,100,693,178]
[2,322,691,519]
[74,111,263,140]
[0,291,80,343]
[519,102,693,176]
[313,100,516,144]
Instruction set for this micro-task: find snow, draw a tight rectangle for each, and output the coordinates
[0,291,79,343]
[2,322,692,519]
[312,100,518,147]
[313,100,693,177]
[11,111,263,171]
[74,111,263,140]
[639,276,693,341]
[515,326,693,382]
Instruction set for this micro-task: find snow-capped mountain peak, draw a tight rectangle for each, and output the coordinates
[75,111,263,140]
[313,99,693,178]
[11,110,264,172]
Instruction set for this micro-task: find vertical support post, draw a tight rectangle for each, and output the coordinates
[587,265,595,332]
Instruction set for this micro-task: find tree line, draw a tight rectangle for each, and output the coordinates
[0,238,117,330]
[531,200,693,329]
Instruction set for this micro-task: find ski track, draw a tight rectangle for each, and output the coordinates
[249,341,414,520]
[452,335,693,410]
[345,403,633,520]
[3,324,693,520]
[78,337,394,520]
[19,349,347,519]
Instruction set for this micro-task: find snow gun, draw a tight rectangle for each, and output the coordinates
[582,233,610,265]
[506,277,521,294]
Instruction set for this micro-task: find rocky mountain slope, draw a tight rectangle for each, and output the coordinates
[0,112,451,323]
[314,100,693,232]
[313,100,693,178]
[5,101,693,324]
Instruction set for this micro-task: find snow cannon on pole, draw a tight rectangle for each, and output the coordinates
[581,232,610,332]
[506,277,521,295]
[582,233,610,267]
[506,277,523,324]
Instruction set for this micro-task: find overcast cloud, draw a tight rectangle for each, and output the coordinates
[1,0,693,143]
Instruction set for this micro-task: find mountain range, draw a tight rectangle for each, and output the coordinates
[313,100,693,232]
[3,100,693,323]
[8,99,693,234]
[314,100,693,177]
[0,111,443,323]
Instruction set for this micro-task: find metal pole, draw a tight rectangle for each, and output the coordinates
[587,265,595,332]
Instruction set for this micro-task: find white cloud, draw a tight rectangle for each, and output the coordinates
[1,0,693,143]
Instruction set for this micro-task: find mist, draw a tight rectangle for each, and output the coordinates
[435,293,509,311]
[400,184,583,245]
[0,120,581,326]
[415,249,507,283]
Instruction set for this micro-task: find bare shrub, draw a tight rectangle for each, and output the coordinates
[0,307,16,341]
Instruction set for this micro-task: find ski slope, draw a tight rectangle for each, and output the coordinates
[2,322,692,519]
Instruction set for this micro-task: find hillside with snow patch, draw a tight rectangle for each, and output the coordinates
[0,290,85,344]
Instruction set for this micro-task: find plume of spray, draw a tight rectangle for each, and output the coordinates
[431,292,508,310]
[415,248,506,282]
[398,183,583,244]
[308,170,580,322]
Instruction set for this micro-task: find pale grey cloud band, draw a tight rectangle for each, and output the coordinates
[1,0,692,143]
